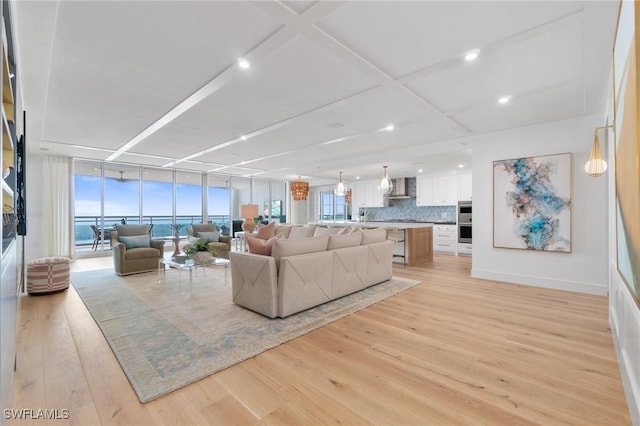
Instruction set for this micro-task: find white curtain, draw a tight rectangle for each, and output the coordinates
[43,156,74,258]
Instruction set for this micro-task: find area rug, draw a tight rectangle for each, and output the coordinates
[71,267,420,403]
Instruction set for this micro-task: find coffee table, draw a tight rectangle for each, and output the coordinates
[158,256,230,283]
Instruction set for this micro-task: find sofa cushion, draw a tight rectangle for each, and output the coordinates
[119,234,150,249]
[313,227,341,236]
[272,235,329,266]
[255,221,276,240]
[327,233,363,250]
[275,225,292,239]
[197,231,220,242]
[125,247,160,260]
[246,234,282,256]
[289,226,316,239]
[336,227,351,235]
[361,228,387,244]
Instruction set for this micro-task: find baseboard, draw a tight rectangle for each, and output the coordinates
[471,269,608,296]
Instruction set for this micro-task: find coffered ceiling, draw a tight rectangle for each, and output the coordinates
[12,1,619,185]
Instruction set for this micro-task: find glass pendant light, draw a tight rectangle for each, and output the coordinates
[380,165,393,195]
[584,127,608,177]
[335,171,346,196]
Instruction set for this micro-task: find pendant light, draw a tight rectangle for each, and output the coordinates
[290,177,309,201]
[584,126,612,177]
[380,165,393,195]
[335,171,346,196]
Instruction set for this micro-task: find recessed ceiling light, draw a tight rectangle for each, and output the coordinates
[240,135,248,141]
[418,169,423,173]
[464,50,479,62]
[385,124,395,131]
[498,95,512,104]
[238,58,250,69]
[356,176,360,180]
[458,164,464,168]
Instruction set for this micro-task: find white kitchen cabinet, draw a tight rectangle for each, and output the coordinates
[415,175,433,206]
[416,174,457,206]
[458,243,472,256]
[351,180,384,208]
[457,171,472,201]
[433,224,457,254]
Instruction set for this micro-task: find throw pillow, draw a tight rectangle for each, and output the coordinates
[255,221,276,240]
[271,235,329,266]
[196,231,220,242]
[361,228,387,244]
[336,227,351,235]
[313,227,341,236]
[289,226,316,239]
[246,234,282,256]
[275,225,292,239]
[119,235,150,249]
[327,233,362,250]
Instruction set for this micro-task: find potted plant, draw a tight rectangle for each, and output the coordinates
[171,223,185,238]
[182,237,218,264]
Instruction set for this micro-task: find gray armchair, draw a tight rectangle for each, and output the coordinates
[111,225,164,275]
[187,223,231,259]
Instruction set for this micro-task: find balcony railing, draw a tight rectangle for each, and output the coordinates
[74,215,232,248]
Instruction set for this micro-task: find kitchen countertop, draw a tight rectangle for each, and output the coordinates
[310,221,434,229]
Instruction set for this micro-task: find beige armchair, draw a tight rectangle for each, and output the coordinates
[111,225,164,276]
[187,223,231,259]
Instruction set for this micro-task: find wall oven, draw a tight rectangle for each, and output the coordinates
[458,201,472,244]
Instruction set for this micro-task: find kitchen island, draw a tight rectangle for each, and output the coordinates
[309,221,433,266]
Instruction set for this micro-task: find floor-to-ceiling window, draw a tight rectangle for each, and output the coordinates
[72,160,287,255]
[175,171,203,227]
[104,164,140,227]
[142,168,173,238]
[74,161,104,250]
[318,190,346,221]
[270,180,287,224]
[208,175,231,235]
[253,178,270,222]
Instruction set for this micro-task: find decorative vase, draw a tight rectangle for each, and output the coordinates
[192,251,212,264]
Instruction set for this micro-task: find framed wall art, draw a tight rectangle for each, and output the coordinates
[493,153,572,252]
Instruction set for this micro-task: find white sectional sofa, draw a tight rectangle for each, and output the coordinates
[230,225,394,318]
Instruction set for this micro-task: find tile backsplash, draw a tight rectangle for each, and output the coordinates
[359,198,456,222]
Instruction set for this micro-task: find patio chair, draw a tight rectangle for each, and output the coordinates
[90,225,112,251]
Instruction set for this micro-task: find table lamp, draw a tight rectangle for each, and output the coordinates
[240,204,259,233]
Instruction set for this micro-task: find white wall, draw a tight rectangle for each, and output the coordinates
[289,199,308,225]
[471,114,609,295]
[24,153,48,261]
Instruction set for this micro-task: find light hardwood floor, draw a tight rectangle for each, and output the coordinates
[10,255,630,425]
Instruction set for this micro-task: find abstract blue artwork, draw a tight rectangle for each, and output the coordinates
[493,153,571,252]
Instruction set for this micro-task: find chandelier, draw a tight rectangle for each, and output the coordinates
[290,179,309,201]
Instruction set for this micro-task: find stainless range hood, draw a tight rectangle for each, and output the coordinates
[386,178,412,199]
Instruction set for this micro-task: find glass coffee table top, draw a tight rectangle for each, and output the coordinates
[159,256,229,283]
